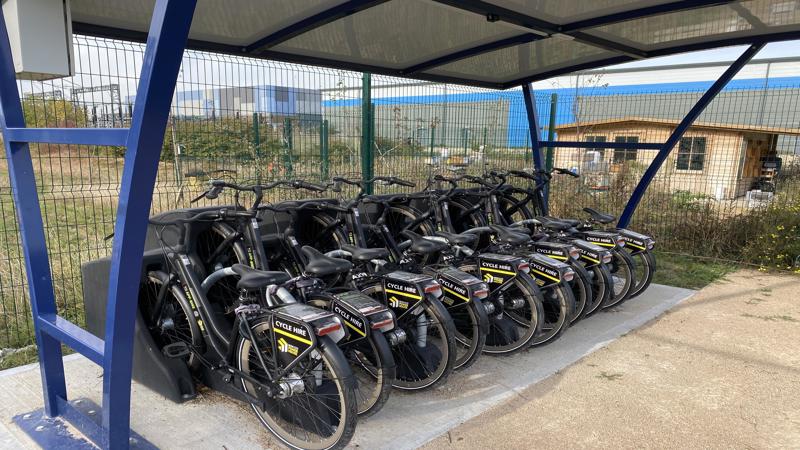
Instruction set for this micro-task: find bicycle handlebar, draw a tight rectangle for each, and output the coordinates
[148,208,255,227]
[259,201,348,214]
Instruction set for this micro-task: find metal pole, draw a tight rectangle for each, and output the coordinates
[360,73,374,193]
[522,83,548,214]
[546,93,557,172]
[283,117,293,177]
[320,119,329,181]
[0,7,66,418]
[618,43,764,228]
[103,1,197,447]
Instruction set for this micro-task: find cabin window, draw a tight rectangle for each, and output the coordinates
[613,136,638,163]
[585,135,607,157]
[275,87,290,103]
[676,137,706,171]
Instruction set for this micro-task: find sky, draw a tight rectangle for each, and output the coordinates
[615,41,800,69]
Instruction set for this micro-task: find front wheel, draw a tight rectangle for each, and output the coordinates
[567,262,593,324]
[447,298,488,370]
[236,317,358,450]
[361,285,456,391]
[627,250,656,299]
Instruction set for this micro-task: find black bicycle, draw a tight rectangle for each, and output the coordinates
[184,180,398,417]
[140,208,358,450]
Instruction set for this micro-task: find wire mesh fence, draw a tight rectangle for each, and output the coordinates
[1,35,799,359]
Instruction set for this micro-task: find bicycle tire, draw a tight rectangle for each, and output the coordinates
[138,271,205,370]
[457,262,544,355]
[236,318,358,450]
[603,248,636,309]
[531,284,573,346]
[361,285,456,391]
[567,261,592,323]
[627,250,656,299]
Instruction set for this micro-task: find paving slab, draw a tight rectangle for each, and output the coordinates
[0,284,693,449]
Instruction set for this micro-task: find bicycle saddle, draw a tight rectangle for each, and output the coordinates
[583,207,616,224]
[434,230,476,245]
[534,217,574,232]
[341,244,390,262]
[301,246,353,277]
[231,264,291,290]
[546,216,581,227]
[489,225,531,246]
[401,230,449,255]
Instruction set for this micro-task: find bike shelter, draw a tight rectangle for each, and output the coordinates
[0,1,798,448]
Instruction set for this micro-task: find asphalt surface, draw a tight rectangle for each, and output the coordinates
[423,270,800,450]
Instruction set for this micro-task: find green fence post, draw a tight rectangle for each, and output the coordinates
[546,93,557,172]
[283,117,293,177]
[429,126,435,165]
[320,119,329,181]
[361,72,374,194]
[252,113,261,182]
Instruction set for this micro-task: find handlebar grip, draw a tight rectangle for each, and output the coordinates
[554,167,579,177]
[392,177,416,188]
[295,180,326,192]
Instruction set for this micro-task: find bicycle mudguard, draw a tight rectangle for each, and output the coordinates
[615,228,655,253]
[524,253,574,288]
[427,266,488,306]
[330,290,394,340]
[477,253,528,287]
[271,303,340,366]
[570,239,611,266]
[381,271,441,319]
[528,240,575,262]
[581,230,622,249]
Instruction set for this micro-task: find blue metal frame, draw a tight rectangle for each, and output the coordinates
[617,43,764,228]
[521,83,548,214]
[0,0,196,448]
[102,1,197,447]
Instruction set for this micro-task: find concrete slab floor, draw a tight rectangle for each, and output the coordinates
[423,270,800,450]
[0,283,695,449]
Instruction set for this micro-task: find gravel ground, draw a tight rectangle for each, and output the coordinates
[423,269,800,450]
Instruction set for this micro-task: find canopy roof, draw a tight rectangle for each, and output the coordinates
[70,0,800,89]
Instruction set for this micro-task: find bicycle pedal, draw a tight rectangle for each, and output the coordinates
[162,342,191,359]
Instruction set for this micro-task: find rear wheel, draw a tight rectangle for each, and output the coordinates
[603,249,636,309]
[457,263,543,354]
[447,199,489,250]
[567,262,592,323]
[305,295,395,417]
[627,250,656,299]
[361,285,456,390]
[237,317,357,450]
[531,285,573,346]
[447,299,488,370]
[584,264,612,316]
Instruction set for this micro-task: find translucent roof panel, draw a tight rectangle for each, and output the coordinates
[426,39,614,84]
[71,0,353,46]
[585,0,800,49]
[66,0,800,89]
[270,0,524,69]
[481,0,679,24]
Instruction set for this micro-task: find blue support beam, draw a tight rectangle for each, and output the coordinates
[4,128,129,146]
[101,0,197,447]
[618,43,764,228]
[0,9,67,418]
[521,82,548,215]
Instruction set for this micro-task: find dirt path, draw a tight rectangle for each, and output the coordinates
[423,270,800,449]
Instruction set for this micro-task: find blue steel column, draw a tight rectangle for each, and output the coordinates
[0,11,66,416]
[617,43,763,228]
[102,0,197,448]
[522,83,548,214]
